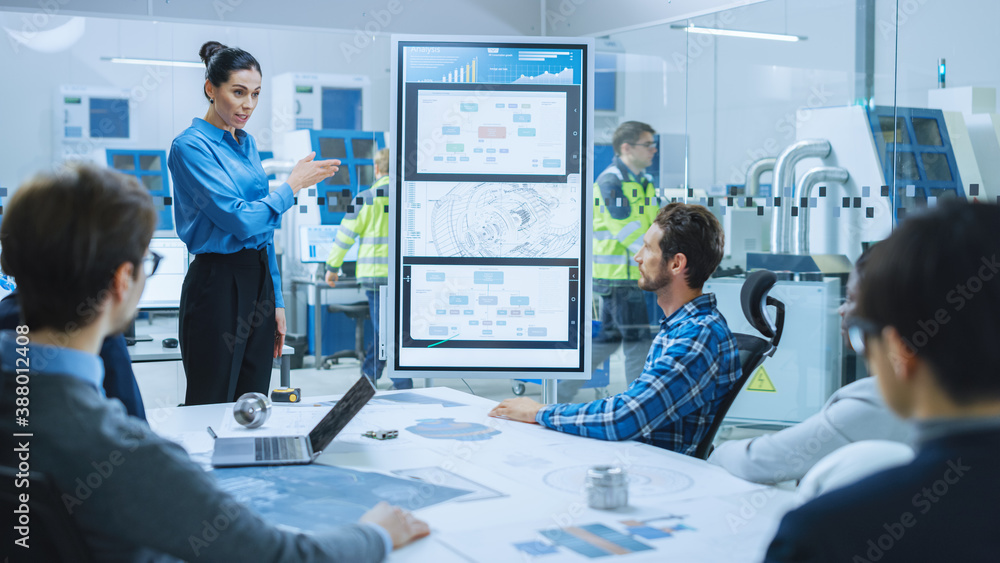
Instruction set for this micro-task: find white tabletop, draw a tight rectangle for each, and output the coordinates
[149,387,794,562]
[127,332,182,362]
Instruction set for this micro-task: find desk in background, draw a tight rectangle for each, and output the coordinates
[128,332,182,363]
[289,275,366,360]
[151,387,794,562]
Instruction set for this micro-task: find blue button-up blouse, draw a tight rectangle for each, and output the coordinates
[168,118,293,308]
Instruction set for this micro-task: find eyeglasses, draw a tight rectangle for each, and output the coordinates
[630,141,657,149]
[846,317,883,356]
[142,251,163,277]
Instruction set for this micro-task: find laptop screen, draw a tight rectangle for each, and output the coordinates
[308,376,376,452]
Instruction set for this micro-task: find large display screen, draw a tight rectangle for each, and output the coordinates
[392,39,591,376]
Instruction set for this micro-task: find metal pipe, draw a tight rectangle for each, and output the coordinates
[793,167,849,256]
[769,139,832,253]
[745,157,776,197]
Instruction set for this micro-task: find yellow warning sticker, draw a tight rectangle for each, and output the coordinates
[746,366,777,392]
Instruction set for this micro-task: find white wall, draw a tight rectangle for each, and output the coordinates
[0,0,545,36]
[0,14,392,188]
[607,0,860,190]
[875,0,1000,110]
[13,1,998,197]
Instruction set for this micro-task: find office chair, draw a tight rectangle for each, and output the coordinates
[320,301,370,369]
[693,269,785,460]
[0,465,94,562]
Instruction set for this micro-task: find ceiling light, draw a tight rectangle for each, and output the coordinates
[670,24,805,43]
[102,57,204,68]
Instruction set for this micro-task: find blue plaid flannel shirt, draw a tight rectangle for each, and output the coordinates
[536,293,741,456]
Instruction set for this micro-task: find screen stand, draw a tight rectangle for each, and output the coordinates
[124,318,153,347]
[542,380,558,405]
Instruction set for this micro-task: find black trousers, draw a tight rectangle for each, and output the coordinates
[179,248,276,406]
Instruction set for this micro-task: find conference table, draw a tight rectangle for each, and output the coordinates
[149,386,795,562]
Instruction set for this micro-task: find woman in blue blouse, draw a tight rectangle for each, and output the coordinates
[168,41,337,405]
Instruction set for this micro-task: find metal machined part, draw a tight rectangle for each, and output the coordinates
[233,392,272,428]
[585,465,628,510]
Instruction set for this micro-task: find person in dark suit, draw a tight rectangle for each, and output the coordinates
[0,290,146,420]
[764,200,1000,563]
[0,164,427,561]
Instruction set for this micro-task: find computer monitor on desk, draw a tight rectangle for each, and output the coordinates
[139,238,188,309]
[128,237,188,345]
[299,224,358,275]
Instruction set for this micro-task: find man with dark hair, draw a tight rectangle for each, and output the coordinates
[0,164,428,561]
[492,203,740,456]
[561,120,659,401]
[765,201,1000,562]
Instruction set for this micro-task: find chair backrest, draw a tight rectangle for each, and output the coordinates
[0,465,94,562]
[693,270,785,460]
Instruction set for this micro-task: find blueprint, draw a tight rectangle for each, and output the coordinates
[430,182,580,258]
[213,464,472,533]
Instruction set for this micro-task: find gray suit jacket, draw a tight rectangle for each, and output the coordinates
[707,377,914,484]
[0,372,387,562]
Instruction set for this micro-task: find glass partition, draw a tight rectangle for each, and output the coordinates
[8,2,970,419]
[578,0,901,423]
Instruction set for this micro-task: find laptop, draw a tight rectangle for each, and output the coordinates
[211,376,376,467]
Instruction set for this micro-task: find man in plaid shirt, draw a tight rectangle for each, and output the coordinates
[490,203,740,456]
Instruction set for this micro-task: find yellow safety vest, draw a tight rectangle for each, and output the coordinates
[325,175,389,287]
[593,160,658,281]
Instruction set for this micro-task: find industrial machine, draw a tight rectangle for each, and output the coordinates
[105,149,173,232]
[717,95,984,426]
[275,129,386,276]
[928,86,1000,203]
[55,85,135,162]
[271,73,371,135]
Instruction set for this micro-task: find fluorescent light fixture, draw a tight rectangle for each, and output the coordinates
[102,57,204,68]
[670,24,805,43]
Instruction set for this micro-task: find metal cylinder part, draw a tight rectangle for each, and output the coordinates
[585,465,628,510]
[233,392,272,428]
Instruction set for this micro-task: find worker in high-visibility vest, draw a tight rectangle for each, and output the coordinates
[325,148,412,389]
[561,121,659,401]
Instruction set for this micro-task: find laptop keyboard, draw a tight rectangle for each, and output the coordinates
[255,437,305,461]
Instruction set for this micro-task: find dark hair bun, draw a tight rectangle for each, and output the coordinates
[199,41,227,65]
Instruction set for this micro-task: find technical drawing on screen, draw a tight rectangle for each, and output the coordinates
[390,37,594,378]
